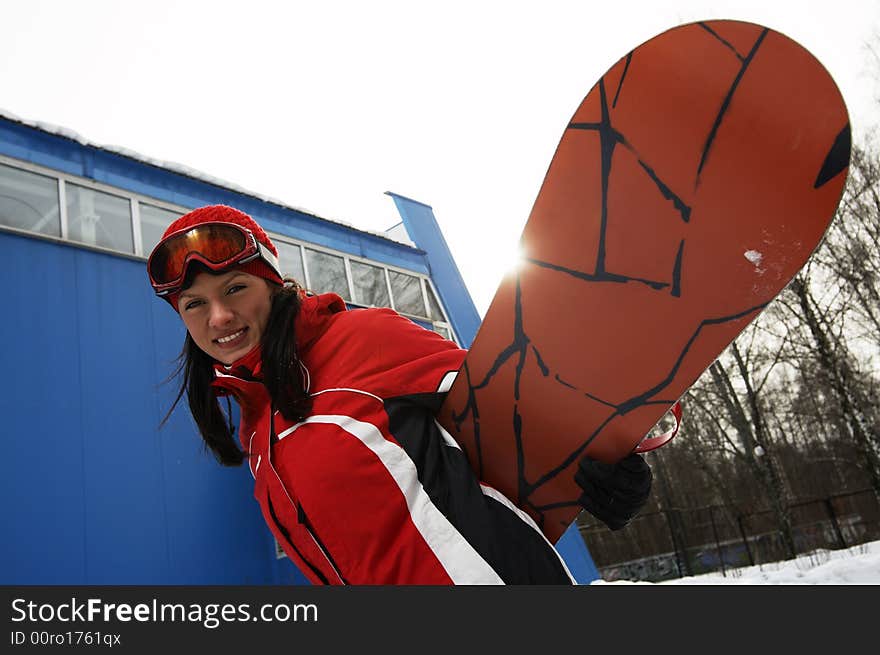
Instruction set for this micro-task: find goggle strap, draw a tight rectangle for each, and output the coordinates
[254,241,282,278]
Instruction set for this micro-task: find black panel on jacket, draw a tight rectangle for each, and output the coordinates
[385,392,573,585]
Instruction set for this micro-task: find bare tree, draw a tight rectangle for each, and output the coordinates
[786,271,880,497]
[705,351,797,558]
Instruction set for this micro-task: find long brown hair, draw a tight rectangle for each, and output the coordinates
[161,278,313,465]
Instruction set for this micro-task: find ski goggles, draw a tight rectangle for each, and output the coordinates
[147,221,281,297]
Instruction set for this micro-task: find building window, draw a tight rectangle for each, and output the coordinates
[389,270,427,317]
[351,260,391,308]
[0,163,60,237]
[425,283,446,322]
[0,156,459,343]
[305,247,350,300]
[139,203,181,256]
[66,183,133,253]
[271,237,457,343]
[275,240,306,283]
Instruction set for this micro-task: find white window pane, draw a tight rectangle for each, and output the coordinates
[389,270,427,317]
[66,184,133,252]
[276,241,306,283]
[351,260,390,307]
[433,325,452,341]
[140,203,181,255]
[0,163,60,237]
[425,283,445,321]
[305,248,349,300]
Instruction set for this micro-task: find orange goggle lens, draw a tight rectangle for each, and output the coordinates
[148,223,258,293]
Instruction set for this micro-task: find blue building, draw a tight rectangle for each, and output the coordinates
[0,112,598,584]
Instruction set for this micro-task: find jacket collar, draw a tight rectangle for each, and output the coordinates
[294,292,348,354]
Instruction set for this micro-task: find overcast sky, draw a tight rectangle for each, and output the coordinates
[2,0,878,316]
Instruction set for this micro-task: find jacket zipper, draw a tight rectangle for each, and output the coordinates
[266,496,329,585]
[298,504,348,585]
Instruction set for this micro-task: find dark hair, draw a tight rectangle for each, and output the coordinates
[161,277,312,466]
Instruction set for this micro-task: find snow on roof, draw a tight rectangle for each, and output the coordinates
[0,107,414,248]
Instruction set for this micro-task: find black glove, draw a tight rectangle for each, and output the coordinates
[575,453,653,531]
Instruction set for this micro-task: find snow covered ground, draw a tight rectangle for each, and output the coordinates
[591,539,880,584]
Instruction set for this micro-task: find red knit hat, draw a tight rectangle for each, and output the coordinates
[154,205,283,311]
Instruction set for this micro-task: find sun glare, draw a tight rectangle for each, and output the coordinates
[505,243,527,275]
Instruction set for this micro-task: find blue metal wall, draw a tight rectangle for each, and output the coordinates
[0,230,306,584]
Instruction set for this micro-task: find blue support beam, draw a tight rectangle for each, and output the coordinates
[386,192,482,347]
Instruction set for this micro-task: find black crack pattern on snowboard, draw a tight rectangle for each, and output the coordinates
[612,52,632,108]
[697,28,768,184]
[447,26,785,529]
[451,273,767,526]
[568,78,690,290]
[698,22,747,61]
[815,124,851,188]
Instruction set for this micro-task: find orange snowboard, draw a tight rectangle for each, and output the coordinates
[437,20,850,542]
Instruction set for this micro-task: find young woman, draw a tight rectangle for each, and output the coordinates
[147,204,652,585]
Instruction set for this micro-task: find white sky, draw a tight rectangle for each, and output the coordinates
[1,0,878,316]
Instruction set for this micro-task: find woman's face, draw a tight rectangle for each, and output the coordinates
[177,269,274,365]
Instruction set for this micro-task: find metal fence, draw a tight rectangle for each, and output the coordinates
[580,489,880,582]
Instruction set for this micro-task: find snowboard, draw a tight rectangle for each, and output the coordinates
[437,19,851,543]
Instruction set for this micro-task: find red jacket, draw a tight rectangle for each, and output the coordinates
[212,293,574,584]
